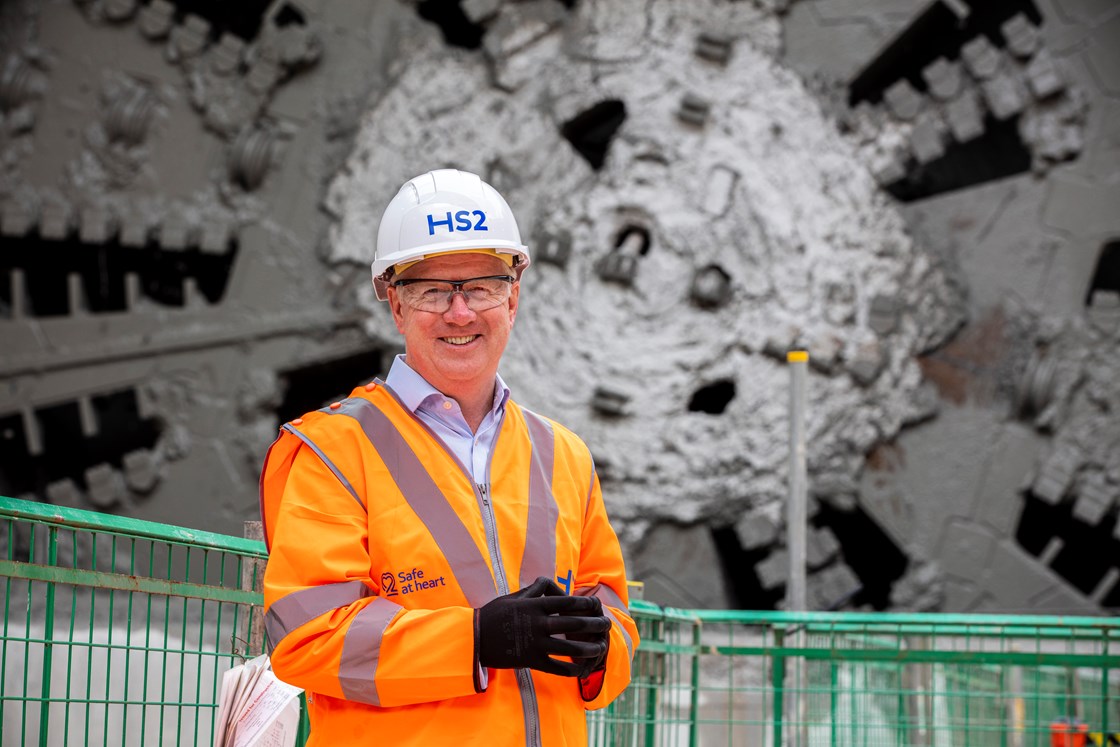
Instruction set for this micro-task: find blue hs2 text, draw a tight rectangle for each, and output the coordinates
[427,211,489,235]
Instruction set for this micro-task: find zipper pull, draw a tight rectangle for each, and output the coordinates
[478,484,488,504]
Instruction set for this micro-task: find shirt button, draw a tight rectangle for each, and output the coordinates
[443,401,453,410]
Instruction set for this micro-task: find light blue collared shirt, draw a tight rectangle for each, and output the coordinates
[383,355,511,486]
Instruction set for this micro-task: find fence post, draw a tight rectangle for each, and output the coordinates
[905,636,932,747]
[786,350,808,613]
[773,626,785,747]
[1102,625,1112,744]
[645,615,662,747]
[690,621,701,747]
[786,351,809,747]
[240,521,266,657]
[38,526,59,747]
[1008,656,1024,747]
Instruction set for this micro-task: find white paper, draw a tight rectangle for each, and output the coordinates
[244,698,300,747]
[215,656,302,747]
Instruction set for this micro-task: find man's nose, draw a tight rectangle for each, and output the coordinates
[443,291,476,321]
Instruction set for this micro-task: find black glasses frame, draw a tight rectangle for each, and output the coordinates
[390,275,515,290]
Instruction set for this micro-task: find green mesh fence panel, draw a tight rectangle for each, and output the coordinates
[2,496,1116,747]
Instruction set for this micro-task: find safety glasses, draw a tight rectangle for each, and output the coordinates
[391,275,515,313]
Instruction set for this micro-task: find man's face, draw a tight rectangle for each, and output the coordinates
[387,252,519,396]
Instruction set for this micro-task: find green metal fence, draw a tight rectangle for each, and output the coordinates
[0,495,291,746]
[588,605,1120,746]
[3,494,1118,746]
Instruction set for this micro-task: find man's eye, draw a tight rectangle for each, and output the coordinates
[418,285,447,297]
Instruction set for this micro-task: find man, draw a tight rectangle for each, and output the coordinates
[260,169,637,745]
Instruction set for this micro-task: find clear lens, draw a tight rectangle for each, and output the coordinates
[395,276,513,312]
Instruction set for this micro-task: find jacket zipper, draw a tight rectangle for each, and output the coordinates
[475,417,543,747]
[385,390,543,747]
[475,484,508,595]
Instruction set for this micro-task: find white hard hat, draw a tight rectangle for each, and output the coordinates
[371,169,530,301]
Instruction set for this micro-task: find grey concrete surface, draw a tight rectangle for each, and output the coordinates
[0,0,1116,615]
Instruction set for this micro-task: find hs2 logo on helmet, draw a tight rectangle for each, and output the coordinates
[426,210,488,235]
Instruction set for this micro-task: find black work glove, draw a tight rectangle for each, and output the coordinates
[565,595,610,674]
[476,576,610,678]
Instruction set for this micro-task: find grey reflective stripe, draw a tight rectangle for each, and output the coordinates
[265,580,374,652]
[281,423,364,511]
[603,607,634,662]
[326,397,497,607]
[519,409,557,590]
[584,464,598,524]
[576,583,634,661]
[378,383,474,477]
[576,582,626,613]
[338,597,401,705]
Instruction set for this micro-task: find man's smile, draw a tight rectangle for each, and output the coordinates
[441,334,480,345]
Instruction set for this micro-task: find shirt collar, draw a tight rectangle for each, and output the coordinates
[384,354,510,417]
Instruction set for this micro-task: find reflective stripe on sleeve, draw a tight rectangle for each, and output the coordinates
[281,423,365,511]
[326,398,497,607]
[338,597,401,705]
[584,464,598,524]
[575,583,633,661]
[266,580,376,652]
[519,409,558,590]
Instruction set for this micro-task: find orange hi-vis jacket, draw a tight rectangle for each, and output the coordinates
[260,381,637,747]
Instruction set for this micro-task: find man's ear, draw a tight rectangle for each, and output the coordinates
[386,285,407,334]
[507,281,520,325]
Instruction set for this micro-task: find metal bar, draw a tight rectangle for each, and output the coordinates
[897,660,906,747]
[773,627,785,747]
[700,645,1120,668]
[37,525,58,747]
[62,531,79,747]
[643,624,659,746]
[141,539,154,741]
[0,635,235,658]
[212,553,228,747]
[964,626,974,744]
[689,621,701,747]
[0,496,267,555]
[0,559,263,605]
[121,538,137,743]
[850,660,859,746]
[195,550,209,745]
[102,535,116,746]
[1,519,13,738]
[157,550,172,740]
[83,533,96,741]
[786,350,808,615]
[1007,661,1023,747]
[1102,631,1111,741]
[0,693,223,708]
[230,556,244,659]
[676,606,1120,631]
[177,547,191,747]
[241,521,267,655]
[21,524,36,747]
[830,661,838,747]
